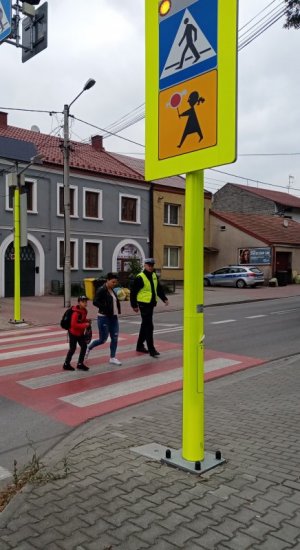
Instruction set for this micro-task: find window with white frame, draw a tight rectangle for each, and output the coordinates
[6,176,37,213]
[57,183,78,217]
[119,193,141,223]
[83,188,102,220]
[164,203,180,225]
[83,240,102,269]
[163,246,180,268]
[57,238,78,270]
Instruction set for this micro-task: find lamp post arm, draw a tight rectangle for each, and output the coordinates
[68,89,84,110]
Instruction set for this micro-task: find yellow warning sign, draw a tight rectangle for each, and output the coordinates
[158,70,217,160]
[145,0,238,181]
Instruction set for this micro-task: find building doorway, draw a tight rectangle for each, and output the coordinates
[5,243,36,297]
[275,251,292,284]
[112,240,146,286]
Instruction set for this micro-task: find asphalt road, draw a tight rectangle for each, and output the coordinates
[1,296,300,485]
[204,296,300,359]
[137,295,300,360]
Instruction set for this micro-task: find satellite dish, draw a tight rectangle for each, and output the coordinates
[31,125,40,133]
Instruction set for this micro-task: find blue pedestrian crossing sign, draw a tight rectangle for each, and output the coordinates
[159,0,217,90]
[145,0,238,181]
[0,0,11,43]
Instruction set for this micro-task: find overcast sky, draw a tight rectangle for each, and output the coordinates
[1,0,299,196]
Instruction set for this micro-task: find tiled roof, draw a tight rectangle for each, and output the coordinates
[109,152,186,189]
[0,124,145,182]
[110,152,212,195]
[235,183,300,208]
[212,211,300,245]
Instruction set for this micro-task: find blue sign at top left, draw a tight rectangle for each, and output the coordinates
[159,0,218,91]
[0,0,12,43]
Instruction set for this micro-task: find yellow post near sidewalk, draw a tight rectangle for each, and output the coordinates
[161,168,225,472]
[13,185,21,322]
[182,169,205,462]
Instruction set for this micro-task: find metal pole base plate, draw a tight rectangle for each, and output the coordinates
[162,447,225,474]
[131,443,225,475]
[9,320,28,327]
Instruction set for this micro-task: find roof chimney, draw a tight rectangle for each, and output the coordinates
[0,111,8,128]
[91,134,105,152]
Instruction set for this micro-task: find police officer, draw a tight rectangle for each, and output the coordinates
[130,258,169,357]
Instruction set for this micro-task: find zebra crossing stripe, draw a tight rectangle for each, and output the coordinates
[204,357,240,372]
[0,330,64,345]
[60,368,183,407]
[0,466,12,481]
[18,349,183,389]
[0,343,68,360]
[58,357,242,408]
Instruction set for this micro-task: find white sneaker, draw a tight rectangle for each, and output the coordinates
[109,357,122,366]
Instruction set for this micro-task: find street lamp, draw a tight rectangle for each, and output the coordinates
[63,78,96,307]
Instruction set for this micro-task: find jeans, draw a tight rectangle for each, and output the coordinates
[89,315,119,358]
[136,303,155,352]
[64,333,87,366]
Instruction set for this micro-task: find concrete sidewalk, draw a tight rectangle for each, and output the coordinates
[1,283,300,330]
[1,355,300,549]
[1,284,300,549]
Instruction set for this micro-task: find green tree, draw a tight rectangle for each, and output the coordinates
[284,0,300,29]
[127,257,142,277]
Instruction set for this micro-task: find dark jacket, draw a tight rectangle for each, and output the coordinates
[130,270,168,308]
[69,305,89,337]
[93,284,121,316]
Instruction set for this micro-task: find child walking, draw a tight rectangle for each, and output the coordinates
[63,295,91,372]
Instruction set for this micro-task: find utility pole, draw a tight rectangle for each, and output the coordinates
[62,78,96,308]
[63,103,71,308]
[288,175,294,194]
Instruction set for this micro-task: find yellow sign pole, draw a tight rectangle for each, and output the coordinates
[13,184,21,322]
[182,169,204,461]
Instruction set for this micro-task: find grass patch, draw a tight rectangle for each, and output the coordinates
[0,451,69,512]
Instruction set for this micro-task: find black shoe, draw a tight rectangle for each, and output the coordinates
[136,346,149,353]
[77,364,89,371]
[149,349,160,357]
[63,364,75,371]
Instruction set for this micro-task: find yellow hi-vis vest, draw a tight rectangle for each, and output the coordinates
[136,272,158,303]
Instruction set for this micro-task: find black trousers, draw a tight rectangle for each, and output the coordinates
[136,303,155,352]
[64,333,87,366]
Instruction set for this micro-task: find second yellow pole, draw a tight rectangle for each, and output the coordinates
[182,169,205,462]
[13,186,21,322]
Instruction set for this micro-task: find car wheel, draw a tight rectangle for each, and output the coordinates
[204,278,210,287]
[236,279,246,289]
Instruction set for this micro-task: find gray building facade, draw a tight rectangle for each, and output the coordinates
[0,112,149,297]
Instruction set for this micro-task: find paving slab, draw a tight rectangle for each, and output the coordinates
[1,354,300,548]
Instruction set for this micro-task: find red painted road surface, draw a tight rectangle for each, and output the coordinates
[0,326,265,426]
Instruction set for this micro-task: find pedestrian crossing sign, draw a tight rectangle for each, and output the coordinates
[0,0,12,43]
[145,0,238,180]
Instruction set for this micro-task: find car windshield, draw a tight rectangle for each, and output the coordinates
[250,268,263,274]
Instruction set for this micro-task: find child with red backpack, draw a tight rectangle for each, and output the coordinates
[63,296,91,372]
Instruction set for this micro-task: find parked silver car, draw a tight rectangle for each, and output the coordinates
[204,265,264,288]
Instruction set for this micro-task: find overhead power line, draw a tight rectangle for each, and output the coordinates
[0,106,60,115]
[238,0,280,31]
[72,115,145,148]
